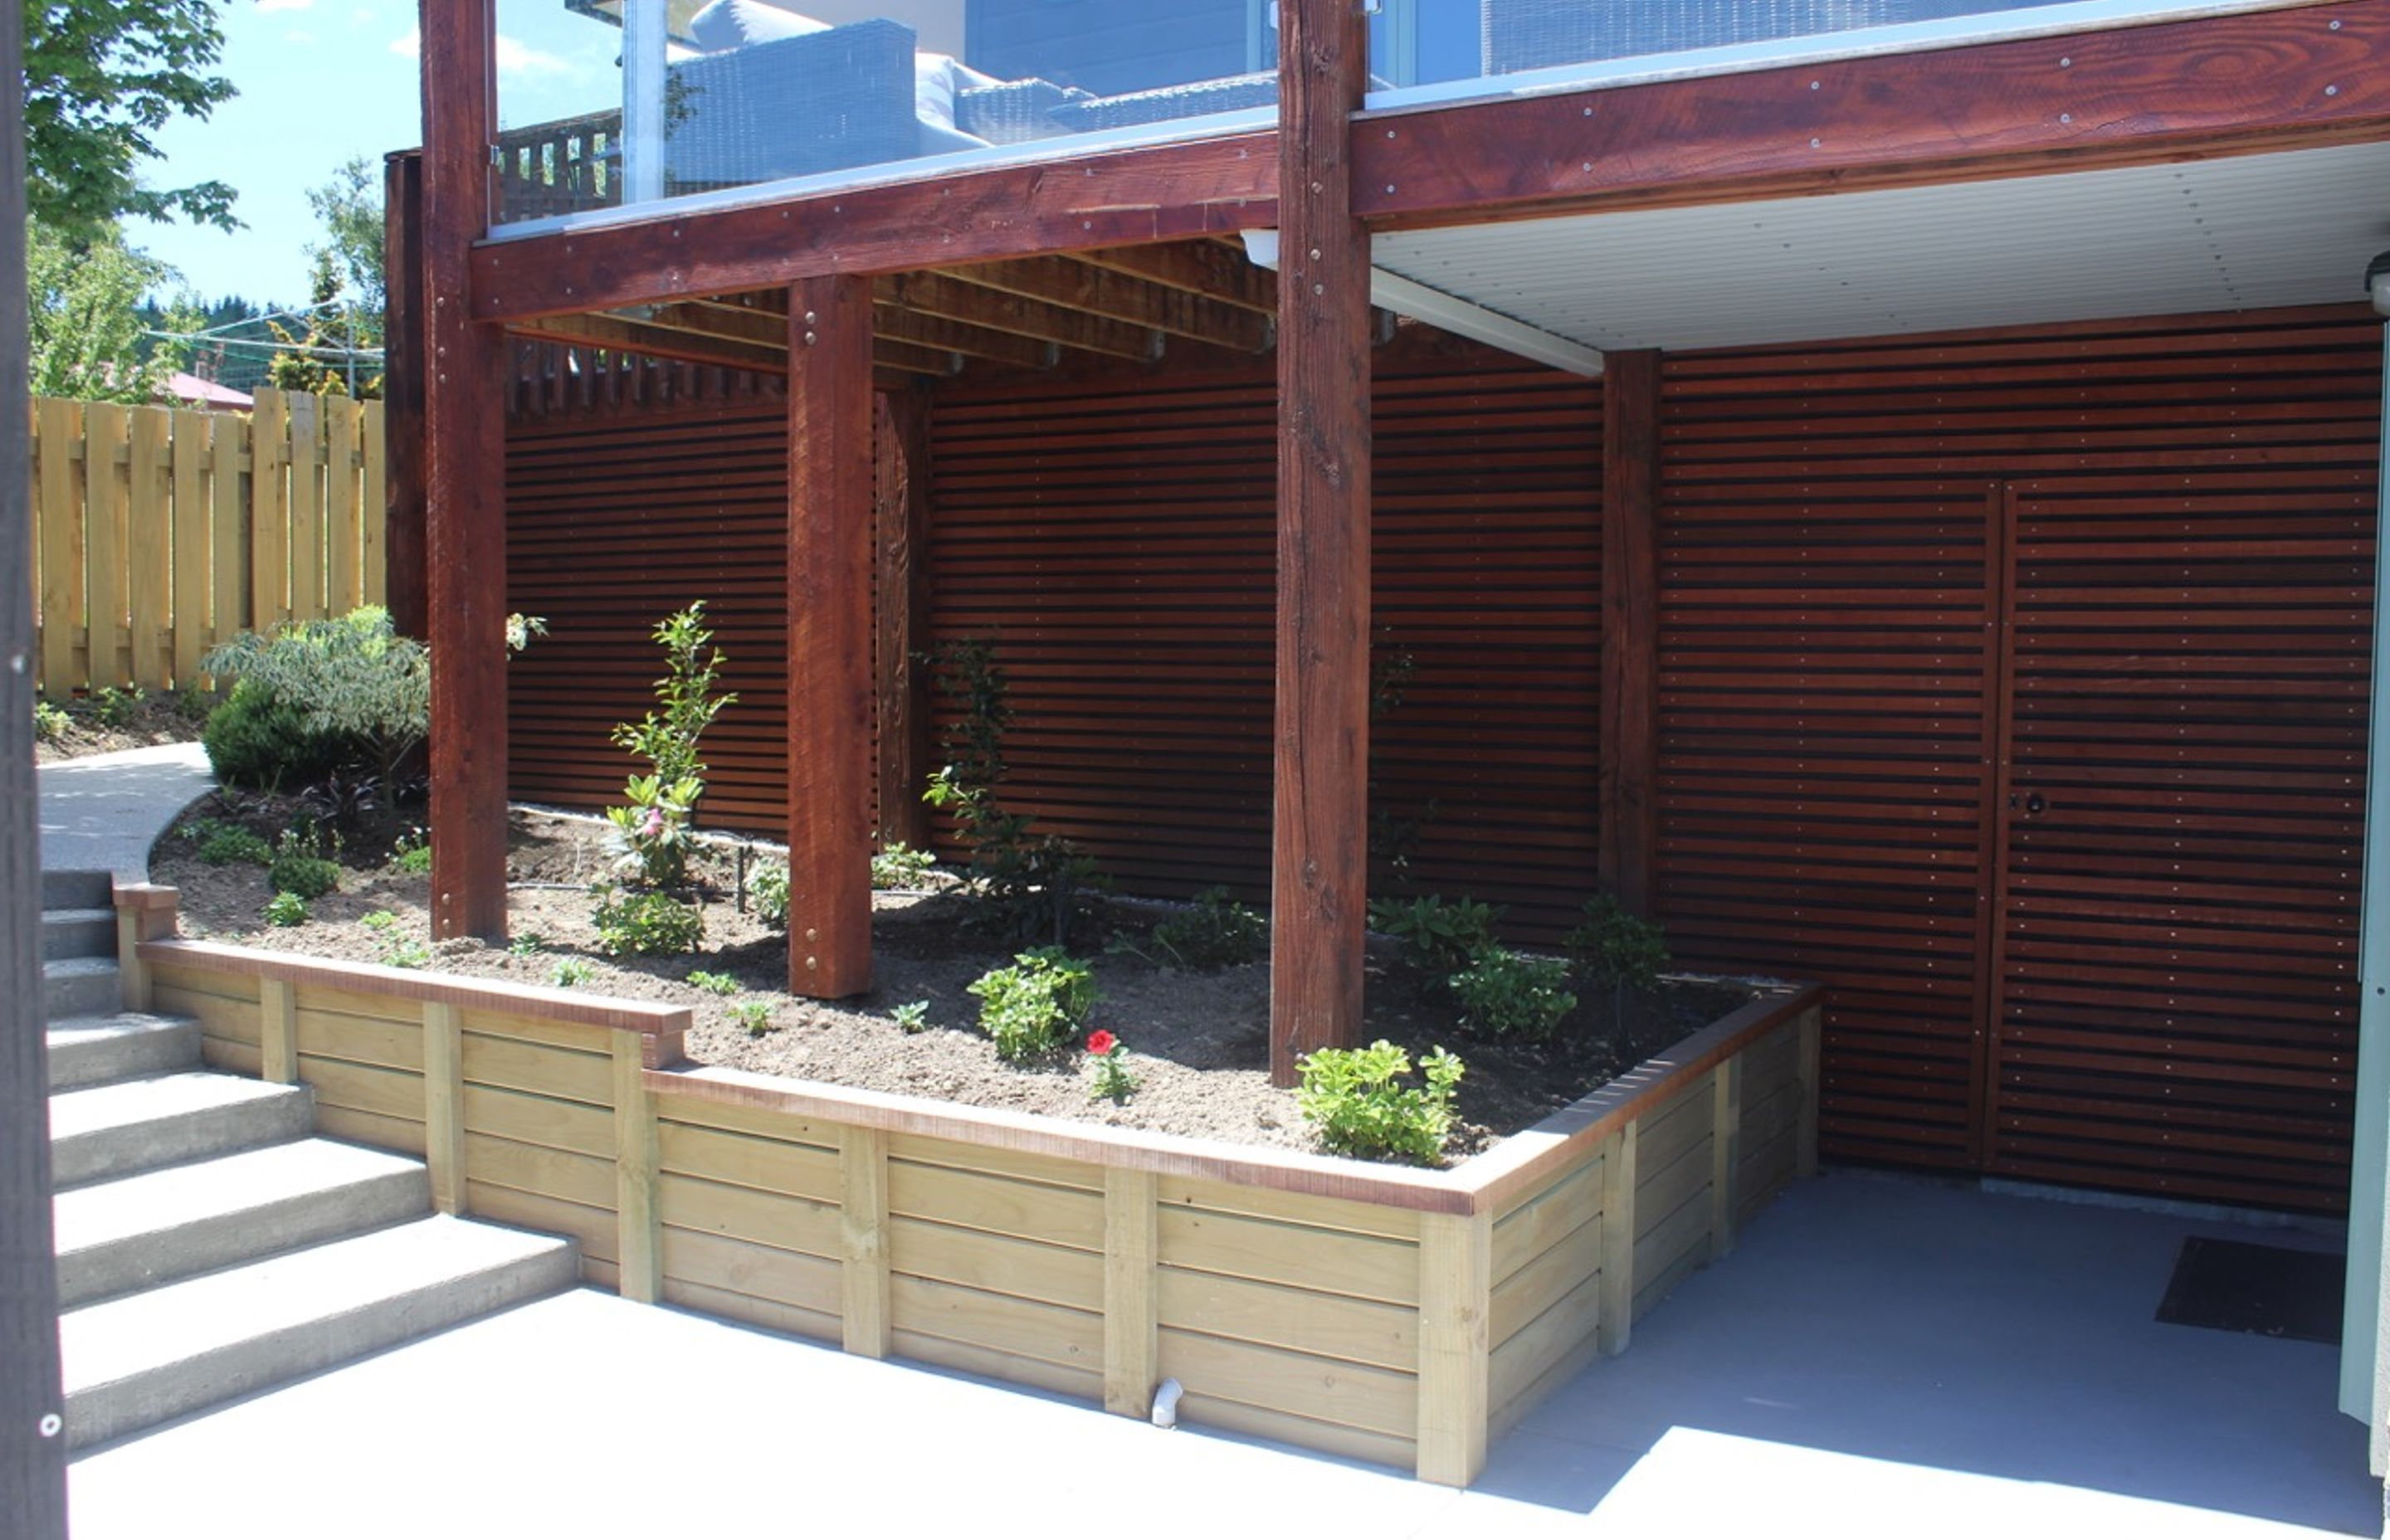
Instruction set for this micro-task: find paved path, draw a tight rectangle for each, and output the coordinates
[37,743,212,878]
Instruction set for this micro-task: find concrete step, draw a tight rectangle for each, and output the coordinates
[43,906,117,962]
[54,1139,433,1309]
[43,869,113,912]
[47,1015,202,1092]
[61,1215,579,1450]
[46,957,122,1024]
[50,1073,314,1189]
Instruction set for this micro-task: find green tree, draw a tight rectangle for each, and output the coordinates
[266,158,387,397]
[23,0,240,240]
[27,217,191,402]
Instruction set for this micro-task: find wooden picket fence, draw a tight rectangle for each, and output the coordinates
[27,388,388,694]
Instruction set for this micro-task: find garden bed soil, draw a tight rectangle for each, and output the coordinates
[152,795,1761,1161]
[37,690,209,763]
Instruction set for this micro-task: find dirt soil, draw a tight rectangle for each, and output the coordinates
[152,796,1760,1163]
[37,689,210,763]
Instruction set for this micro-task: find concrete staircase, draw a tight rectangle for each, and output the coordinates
[42,870,582,1450]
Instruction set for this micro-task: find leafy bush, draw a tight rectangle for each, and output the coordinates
[1149,887,1266,970]
[890,1000,930,1033]
[607,604,735,890]
[871,842,935,890]
[751,860,789,928]
[202,680,358,792]
[727,1000,774,1036]
[266,828,340,900]
[184,818,271,866]
[90,685,143,727]
[384,940,431,970]
[968,948,1096,1063]
[359,909,399,933]
[1367,894,1503,977]
[263,890,309,927]
[508,933,546,958]
[1297,1040,1466,1164]
[388,828,432,874]
[686,969,740,996]
[605,774,702,891]
[1566,894,1671,994]
[202,607,427,798]
[593,889,705,957]
[1450,947,1577,1040]
[550,958,593,987]
[33,699,68,741]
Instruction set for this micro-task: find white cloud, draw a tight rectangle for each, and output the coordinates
[386,27,576,79]
[256,0,314,11]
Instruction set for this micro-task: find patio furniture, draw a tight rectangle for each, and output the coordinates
[957,77,1093,144]
[663,17,919,189]
[1483,0,2058,75]
[1043,70,1280,133]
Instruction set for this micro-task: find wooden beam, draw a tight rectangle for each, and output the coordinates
[508,311,786,373]
[1598,349,1660,916]
[876,271,1159,362]
[422,0,510,943]
[1356,0,2390,228]
[873,387,934,851]
[1268,0,1373,1089]
[939,257,1271,353]
[873,305,1058,370]
[872,338,963,378]
[472,133,1278,322]
[787,275,876,1000]
[1075,241,1277,315]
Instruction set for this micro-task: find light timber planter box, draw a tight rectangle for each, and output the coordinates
[122,881,1821,1487]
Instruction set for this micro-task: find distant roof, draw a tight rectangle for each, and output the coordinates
[163,372,253,411]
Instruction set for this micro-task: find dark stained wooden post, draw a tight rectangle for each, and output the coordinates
[382,149,428,641]
[0,0,70,1525]
[873,385,934,851]
[788,275,876,997]
[1598,350,1662,915]
[1269,0,1374,1086]
[421,0,511,940]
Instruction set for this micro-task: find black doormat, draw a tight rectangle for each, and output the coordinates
[2155,1236,2344,1344]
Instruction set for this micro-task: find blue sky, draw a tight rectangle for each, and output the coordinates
[139,0,623,305]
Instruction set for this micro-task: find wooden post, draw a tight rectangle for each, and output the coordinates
[126,407,169,688]
[839,1125,891,1357]
[114,908,151,1013]
[1103,1169,1158,1418]
[34,398,78,691]
[169,407,207,685]
[248,389,289,628]
[1416,1208,1493,1487]
[423,1002,465,1216]
[1597,1118,1639,1354]
[1268,0,1373,1086]
[83,402,127,688]
[381,150,428,640]
[787,275,876,997]
[1710,1057,1742,1260]
[260,978,298,1085]
[612,1029,661,1304]
[421,0,511,942]
[0,0,71,1511]
[872,386,934,851]
[1599,349,1661,915]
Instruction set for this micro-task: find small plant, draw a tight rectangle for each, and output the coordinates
[593,889,706,957]
[267,826,341,900]
[1297,1040,1466,1164]
[550,957,594,987]
[967,948,1097,1063]
[1085,1028,1136,1104]
[751,860,789,928]
[727,999,774,1036]
[686,969,741,996]
[388,827,432,875]
[1149,887,1266,970]
[509,933,547,958]
[506,613,549,652]
[33,699,68,741]
[360,909,399,933]
[1450,947,1577,1041]
[1566,894,1671,994]
[187,819,271,866]
[263,890,310,928]
[1367,894,1503,977]
[384,940,432,970]
[606,603,736,889]
[871,842,936,889]
[90,685,144,728]
[890,1000,931,1033]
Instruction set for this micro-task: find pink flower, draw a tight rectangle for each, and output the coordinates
[641,808,666,837]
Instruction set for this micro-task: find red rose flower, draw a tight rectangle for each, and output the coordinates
[1085,1030,1118,1056]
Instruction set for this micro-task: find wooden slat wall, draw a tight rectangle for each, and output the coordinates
[1656,305,2380,1209]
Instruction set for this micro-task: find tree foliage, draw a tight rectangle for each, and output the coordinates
[27,217,190,402]
[267,158,386,397]
[24,0,239,239]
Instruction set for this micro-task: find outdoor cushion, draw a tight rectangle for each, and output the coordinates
[915,51,1001,155]
[686,0,828,54]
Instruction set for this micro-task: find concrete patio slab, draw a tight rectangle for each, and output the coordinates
[37,742,211,879]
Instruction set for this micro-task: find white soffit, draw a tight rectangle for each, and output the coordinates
[1369,139,2390,353]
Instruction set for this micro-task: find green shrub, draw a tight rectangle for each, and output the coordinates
[1149,887,1266,970]
[1296,1040,1465,1164]
[388,828,432,875]
[202,680,358,792]
[891,1001,930,1033]
[360,909,399,933]
[1450,947,1577,1040]
[871,842,936,889]
[593,889,705,957]
[202,608,426,795]
[509,933,546,958]
[727,1000,774,1036]
[686,969,740,996]
[267,829,340,900]
[186,819,271,866]
[606,604,736,890]
[1367,894,1503,977]
[751,860,788,928]
[384,940,431,970]
[263,890,309,927]
[1566,894,1671,994]
[550,958,593,987]
[968,948,1096,1063]
[90,685,143,727]
[33,699,68,741]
